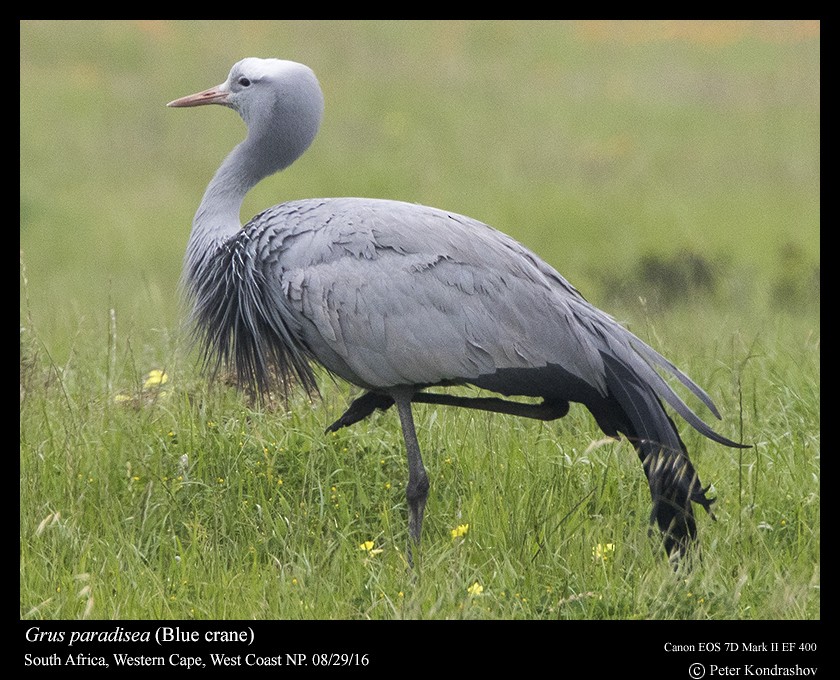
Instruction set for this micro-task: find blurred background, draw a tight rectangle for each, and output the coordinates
[20,20,819,366]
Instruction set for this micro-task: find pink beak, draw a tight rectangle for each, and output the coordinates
[167,85,230,108]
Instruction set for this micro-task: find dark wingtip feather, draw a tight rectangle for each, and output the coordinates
[600,352,720,560]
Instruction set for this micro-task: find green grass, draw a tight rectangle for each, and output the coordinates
[20,21,819,620]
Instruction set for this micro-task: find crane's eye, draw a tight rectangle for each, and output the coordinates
[238,77,252,87]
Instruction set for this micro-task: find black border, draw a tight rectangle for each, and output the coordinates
[21,619,825,675]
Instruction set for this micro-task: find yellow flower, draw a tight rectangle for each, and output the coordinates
[359,541,383,555]
[467,582,484,597]
[451,523,470,539]
[592,543,615,562]
[143,369,169,389]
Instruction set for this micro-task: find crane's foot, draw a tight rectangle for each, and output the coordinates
[325,391,394,432]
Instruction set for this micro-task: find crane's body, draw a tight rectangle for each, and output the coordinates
[169,58,746,562]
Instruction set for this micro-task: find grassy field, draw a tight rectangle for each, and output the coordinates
[20,21,819,621]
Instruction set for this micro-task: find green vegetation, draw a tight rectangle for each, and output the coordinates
[20,21,819,620]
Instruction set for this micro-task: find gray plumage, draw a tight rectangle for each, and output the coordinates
[169,58,747,562]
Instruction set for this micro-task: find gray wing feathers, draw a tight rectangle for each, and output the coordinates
[282,203,603,389]
[252,197,727,441]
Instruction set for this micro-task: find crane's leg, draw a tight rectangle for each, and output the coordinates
[392,390,429,565]
[326,390,570,433]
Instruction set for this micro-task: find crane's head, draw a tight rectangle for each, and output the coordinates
[168,58,324,171]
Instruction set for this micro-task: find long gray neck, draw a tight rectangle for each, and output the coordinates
[189,137,271,250]
[185,66,323,274]
[182,138,270,294]
[187,114,319,256]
